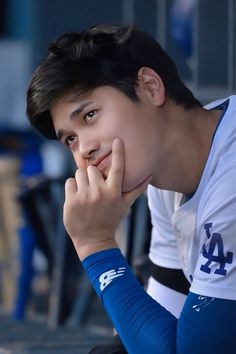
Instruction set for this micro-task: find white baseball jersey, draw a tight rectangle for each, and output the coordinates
[147,96,236,301]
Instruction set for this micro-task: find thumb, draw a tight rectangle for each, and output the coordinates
[123,176,152,207]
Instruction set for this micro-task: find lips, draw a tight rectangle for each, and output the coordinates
[96,153,112,175]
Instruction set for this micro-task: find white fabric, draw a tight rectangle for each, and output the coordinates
[147,96,236,301]
[146,276,187,318]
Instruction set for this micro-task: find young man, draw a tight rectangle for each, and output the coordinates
[26,25,236,353]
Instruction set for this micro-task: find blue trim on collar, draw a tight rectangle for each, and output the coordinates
[210,98,229,145]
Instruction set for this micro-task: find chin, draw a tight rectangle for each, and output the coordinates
[122,175,149,193]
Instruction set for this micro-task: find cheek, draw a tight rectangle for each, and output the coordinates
[122,140,153,192]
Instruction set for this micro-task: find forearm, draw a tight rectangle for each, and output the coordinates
[82,248,177,354]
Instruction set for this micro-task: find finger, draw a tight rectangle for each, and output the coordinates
[87,165,104,187]
[65,177,77,201]
[106,138,124,190]
[123,175,152,207]
[75,168,89,189]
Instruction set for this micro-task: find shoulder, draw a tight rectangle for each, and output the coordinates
[191,164,236,300]
[198,162,236,226]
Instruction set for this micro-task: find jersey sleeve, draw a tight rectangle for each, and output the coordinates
[147,186,181,268]
[190,163,236,300]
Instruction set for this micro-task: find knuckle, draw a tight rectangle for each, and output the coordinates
[65,177,75,190]
[79,191,90,204]
[109,189,119,201]
[90,187,103,203]
[76,168,85,179]
[87,165,96,172]
[75,168,80,177]
[66,177,74,184]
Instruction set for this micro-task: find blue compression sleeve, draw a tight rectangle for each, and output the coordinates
[82,248,236,354]
[83,248,177,353]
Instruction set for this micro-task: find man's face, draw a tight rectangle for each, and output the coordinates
[50,86,160,192]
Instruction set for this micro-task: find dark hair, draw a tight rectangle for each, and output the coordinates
[26,24,202,139]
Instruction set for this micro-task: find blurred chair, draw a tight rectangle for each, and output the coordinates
[0,128,44,319]
[0,154,21,312]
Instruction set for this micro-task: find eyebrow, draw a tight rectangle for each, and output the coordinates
[56,100,93,141]
[70,100,93,119]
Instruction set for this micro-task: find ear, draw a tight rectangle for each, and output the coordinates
[137,67,165,106]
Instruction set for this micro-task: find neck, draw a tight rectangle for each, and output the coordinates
[152,102,222,194]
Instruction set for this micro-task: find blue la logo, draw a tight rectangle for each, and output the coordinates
[200,223,233,275]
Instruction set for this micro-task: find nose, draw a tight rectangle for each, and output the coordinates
[75,135,100,169]
[79,139,99,159]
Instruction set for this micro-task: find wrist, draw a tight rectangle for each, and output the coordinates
[72,237,118,261]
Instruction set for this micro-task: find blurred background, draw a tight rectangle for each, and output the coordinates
[0,0,235,352]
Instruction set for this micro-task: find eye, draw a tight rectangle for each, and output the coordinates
[65,135,77,147]
[84,110,97,122]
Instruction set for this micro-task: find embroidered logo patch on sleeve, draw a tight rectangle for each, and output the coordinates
[200,223,233,275]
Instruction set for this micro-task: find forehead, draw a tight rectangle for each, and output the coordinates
[51,86,135,115]
[50,89,93,118]
[53,89,90,109]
